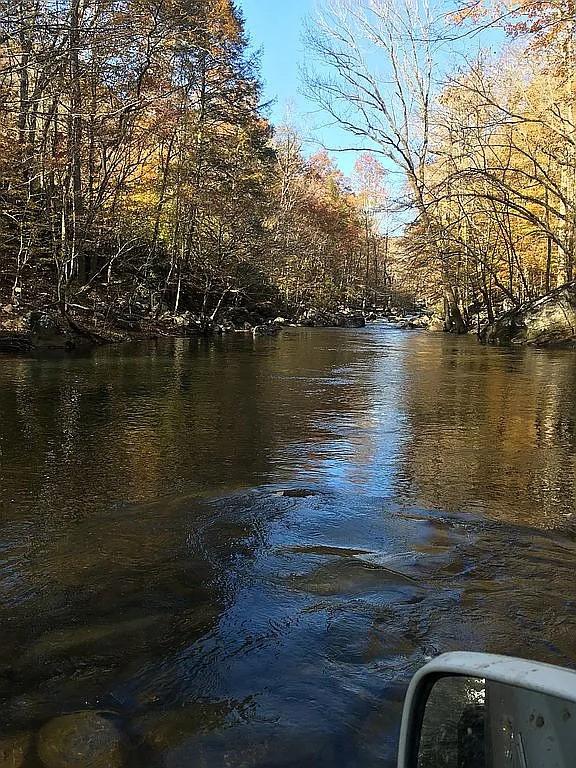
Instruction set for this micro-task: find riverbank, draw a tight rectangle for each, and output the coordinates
[0,305,172,353]
[0,304,376,353]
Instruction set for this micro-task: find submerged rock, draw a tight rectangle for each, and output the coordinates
[288,558,422,597]
[156,721,338,768]
[484,282,576,346]
[6,692,55,727]
[0,732,33,768]
[133,701,231,751]
[37,712,126,768]
[22,615,161,662]
[280,544,370,557]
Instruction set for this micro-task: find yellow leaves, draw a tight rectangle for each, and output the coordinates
[208,0,243,43]
[414,38,576,300]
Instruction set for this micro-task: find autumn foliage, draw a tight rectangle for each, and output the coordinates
[0,0,385,323]
[308,0,576,329]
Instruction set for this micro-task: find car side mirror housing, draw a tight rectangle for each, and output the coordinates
[398,652,576,768]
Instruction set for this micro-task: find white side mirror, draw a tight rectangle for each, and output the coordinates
[398,652,576,768]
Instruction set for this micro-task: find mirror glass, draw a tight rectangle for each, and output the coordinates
[417,674,576,768]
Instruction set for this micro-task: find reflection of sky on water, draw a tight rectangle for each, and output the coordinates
[278,327,412,496]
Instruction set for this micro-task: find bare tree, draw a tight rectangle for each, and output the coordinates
[305,0,467,330]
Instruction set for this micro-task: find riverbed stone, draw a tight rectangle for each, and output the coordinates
[161,725,337,768]
[133,701,231,751]
[7,691,63,728]
[22,615,161,663]
[279,488,319,498]
[289,558,421,597]
[0,731,33,768]
[37,712,126,768]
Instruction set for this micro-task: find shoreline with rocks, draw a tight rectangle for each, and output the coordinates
[4,281,576,354]
[0,304,409,355]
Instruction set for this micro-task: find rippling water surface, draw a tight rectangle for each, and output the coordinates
[1,326,576,766]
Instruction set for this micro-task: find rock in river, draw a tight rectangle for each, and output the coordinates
[252,323,281,336]
[22,614,161,663]
[300,308,366,328]
[483,282,576,346]
[279,488,319,498]
[133,701,231,751]
[0,732,33,768]
[288,558,421,597]
[37,712,126,768]
[426,315,446,332]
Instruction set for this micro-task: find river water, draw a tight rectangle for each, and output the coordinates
[1,325,576,766]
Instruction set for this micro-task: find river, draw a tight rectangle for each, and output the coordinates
[1,325,576,766]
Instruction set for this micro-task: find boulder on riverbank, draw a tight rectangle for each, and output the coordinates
[299,308,366,328]
[0,301,369,355]
[0,310,106,353]
[0,303,152,353]
[483,282,576,347]
[375,311,437,330]
[252,322,282,336]
[0,305,205,353]
[426,315,446,332]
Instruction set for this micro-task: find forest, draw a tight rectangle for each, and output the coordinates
[306,0,576,333]
[0,0,574,337]
[0,0,389,337]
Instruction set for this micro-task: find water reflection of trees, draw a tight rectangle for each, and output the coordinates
[395,335,576,528]
[0,332,373,522]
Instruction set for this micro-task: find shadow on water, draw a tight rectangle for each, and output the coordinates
[1,327,576,766]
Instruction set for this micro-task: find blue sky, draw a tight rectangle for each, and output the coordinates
[237,0,505,186]
[238,0,362,175]
[238,0,310,122]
